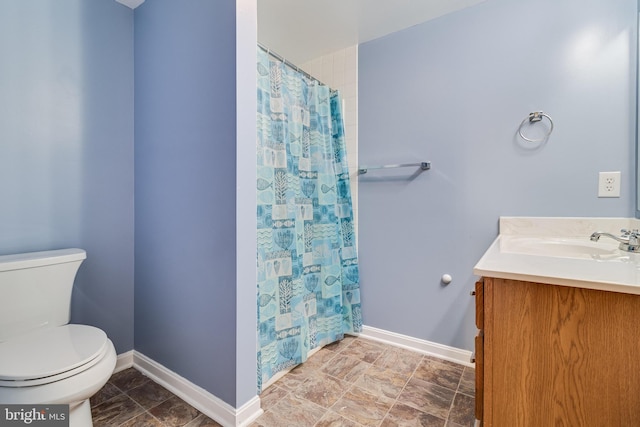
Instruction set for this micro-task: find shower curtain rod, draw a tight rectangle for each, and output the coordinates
[257,43,335,92]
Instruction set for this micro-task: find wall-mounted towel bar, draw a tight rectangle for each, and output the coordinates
[358,162,431,175]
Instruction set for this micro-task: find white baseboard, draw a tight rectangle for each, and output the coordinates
[133,351,263,427]
[359,325,474,367]
[114,350,134,373]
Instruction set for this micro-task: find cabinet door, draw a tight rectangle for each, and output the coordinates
[475,280,484,330]
[474,279,484,424]
[486,278,640,426]
[475,331,483,423]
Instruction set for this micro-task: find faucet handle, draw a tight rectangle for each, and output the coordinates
[622,229,640,246]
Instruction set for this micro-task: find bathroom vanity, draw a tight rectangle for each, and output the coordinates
[473,217,640,427]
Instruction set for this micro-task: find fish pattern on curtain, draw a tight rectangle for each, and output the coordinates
[256,48,362,393]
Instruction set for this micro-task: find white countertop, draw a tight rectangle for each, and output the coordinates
[473,217,640,295]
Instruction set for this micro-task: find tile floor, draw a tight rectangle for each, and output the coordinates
[90,369,222,426]
[252,336,475,427]
[91,336,475,427]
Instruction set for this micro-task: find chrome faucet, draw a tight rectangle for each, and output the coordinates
[590,229,640,253]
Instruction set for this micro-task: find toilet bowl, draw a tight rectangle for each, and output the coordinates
[0,249,117,427]
[0,325,117,426]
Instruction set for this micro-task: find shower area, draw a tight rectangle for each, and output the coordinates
[254,0,485,395]
[255,37,362,391]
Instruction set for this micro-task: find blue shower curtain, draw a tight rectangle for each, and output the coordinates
[256,48,361,392]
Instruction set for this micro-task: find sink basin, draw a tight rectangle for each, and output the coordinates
[500,236,627,260]
[474,217,640,295]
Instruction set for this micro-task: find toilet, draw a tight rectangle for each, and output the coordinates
[0,249,117,427]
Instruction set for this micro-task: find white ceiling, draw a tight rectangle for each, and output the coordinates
[115,0,145,9]
[258,0,487,64]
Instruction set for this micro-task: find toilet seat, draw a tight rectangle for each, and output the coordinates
[0,324,110,387]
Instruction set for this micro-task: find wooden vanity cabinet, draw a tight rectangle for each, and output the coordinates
[475,277,640,426]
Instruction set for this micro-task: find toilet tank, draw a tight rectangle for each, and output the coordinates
[0,248,86,342]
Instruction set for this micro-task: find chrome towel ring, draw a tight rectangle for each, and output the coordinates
[518,111,554,142]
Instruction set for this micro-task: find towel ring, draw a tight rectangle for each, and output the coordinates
[518,111,554,142]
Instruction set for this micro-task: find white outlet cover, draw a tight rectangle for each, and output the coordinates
[598,171,621,198]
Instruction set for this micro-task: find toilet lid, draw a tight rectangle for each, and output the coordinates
[0,324,109,384]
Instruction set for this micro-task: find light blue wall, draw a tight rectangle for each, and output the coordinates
[134,0,242,406]
[0,0,135,353]
[359,0,637,350]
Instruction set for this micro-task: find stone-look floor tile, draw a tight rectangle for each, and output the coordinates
[374,347,423,376]
[448,393,475,427]
[316,411,364,427]
[91,393,145,427]
[126,380,174,410]
[288,348,337,378]
[321,354,370,383]
[305,347,339,369]
[149,395,200,427]
[274,364,314,392]
[399,377,456,420]
[457,368,475,396]
[90,339,476,427]
[184,413,224,426]
[109,368,151,392]
[412,357,464,391]
[251,414,299,427]
[120,412,164,427]
[259,385,289,411]
[340,339,386,363]
[324,335,356,352]
[90,382,121,407]
[332,386,395,426]
[253,394,326,427]
[292,372,348,408]
[354,364,410,399]
[380,402,446,427]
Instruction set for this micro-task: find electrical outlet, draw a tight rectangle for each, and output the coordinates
[598,171,621,198]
